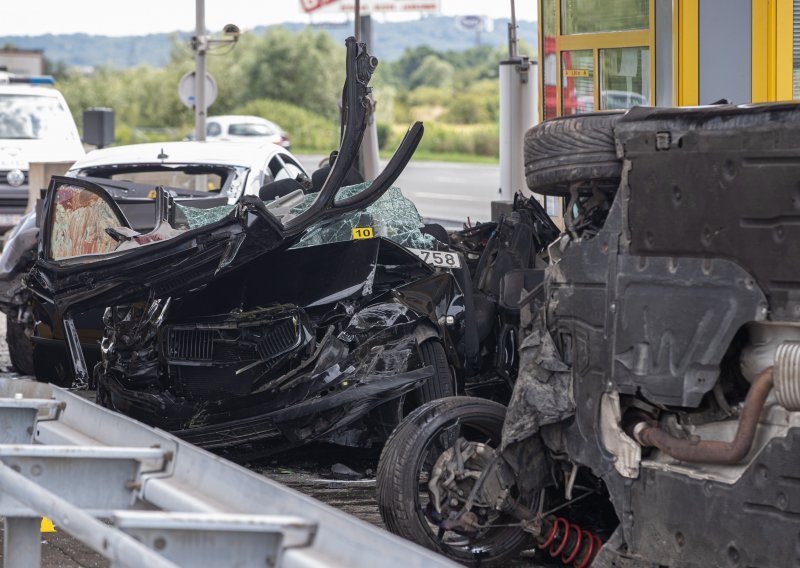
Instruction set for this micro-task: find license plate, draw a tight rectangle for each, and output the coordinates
[407,248,462,269]
[0,213,23,228]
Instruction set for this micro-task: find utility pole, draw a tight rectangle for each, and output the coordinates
[189,2,238,142]
[193,0,207,141]
[355,0,381,181]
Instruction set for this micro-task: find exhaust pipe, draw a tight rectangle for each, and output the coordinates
[631,367,774,465]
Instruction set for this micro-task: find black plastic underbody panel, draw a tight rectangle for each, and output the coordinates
[626,428,800,567]
[617,103,800,320]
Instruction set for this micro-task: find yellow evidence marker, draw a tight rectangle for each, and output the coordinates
[351,227,374,239]
[41,517,56,532]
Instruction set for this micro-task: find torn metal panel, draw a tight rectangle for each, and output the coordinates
[501,312,574,452]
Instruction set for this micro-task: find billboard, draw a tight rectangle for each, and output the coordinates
[300,0,441,14]
[454,15,493,33]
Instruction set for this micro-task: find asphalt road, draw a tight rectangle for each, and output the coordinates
[296,154,500,228]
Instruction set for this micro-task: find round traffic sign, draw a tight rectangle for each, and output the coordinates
[178,71,218,110]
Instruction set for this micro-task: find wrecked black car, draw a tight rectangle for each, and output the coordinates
[92,191,464,452]
[25,37,468,454]
[377,104,800,567]
[0,144,274,377]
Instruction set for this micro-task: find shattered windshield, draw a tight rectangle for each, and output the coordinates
[176,182,433,250]
[290,183,433,250]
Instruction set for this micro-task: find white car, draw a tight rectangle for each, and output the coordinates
[67,140,309,230]
[204,115,291,149]
[0,77,85,230]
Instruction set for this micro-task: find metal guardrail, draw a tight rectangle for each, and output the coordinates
[0,378,455,568]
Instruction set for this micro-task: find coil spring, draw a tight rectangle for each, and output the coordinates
[536,515,603,568]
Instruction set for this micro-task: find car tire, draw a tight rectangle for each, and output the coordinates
[369,340,455,440]
[6,317,34,375]
[414,339,454,404]
[376,397,531,567]
[524,111,624,195]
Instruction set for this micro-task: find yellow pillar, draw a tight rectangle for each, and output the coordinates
[753,0,793,102]
[776,0,793,100]
[675,0,699,106]
[753,0,769,101]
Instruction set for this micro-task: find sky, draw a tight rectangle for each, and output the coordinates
[1,1,537,37]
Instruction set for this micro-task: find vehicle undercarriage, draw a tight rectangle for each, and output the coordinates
[377,103,800,568]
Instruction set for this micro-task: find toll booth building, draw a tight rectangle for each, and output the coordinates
[539,0,800,119]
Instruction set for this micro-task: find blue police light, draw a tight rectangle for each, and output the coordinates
[29,76,55,85]
[8,75,56,85]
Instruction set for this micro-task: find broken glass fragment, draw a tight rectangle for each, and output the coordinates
[290,184,434,250]
[176,203,235,230]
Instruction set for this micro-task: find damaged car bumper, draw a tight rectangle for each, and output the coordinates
[102,365,432,450]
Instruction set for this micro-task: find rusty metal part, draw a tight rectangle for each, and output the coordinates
[635,367,774,464]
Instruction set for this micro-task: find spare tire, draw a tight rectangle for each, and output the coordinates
[524,111,624,196]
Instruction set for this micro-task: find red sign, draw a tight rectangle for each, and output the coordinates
[300,0,339,13]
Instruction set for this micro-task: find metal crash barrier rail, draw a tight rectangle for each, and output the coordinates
[0,378,455,568]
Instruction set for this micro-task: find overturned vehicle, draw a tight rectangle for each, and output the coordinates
[377,104,800,567]
[24,38,469,453]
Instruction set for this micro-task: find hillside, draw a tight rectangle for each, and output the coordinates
[0,16,537,69]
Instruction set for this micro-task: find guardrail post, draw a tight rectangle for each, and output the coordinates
[4,517,41,568]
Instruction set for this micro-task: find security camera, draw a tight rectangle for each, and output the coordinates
[223,24,241,37]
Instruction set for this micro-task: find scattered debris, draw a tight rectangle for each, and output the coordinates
[330,463,362,480]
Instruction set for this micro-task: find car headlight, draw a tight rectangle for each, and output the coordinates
[6,169,25,187]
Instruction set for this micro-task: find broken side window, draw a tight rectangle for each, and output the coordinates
[48,183,127,260]
[175,203,236,230]
[290,183,434,250]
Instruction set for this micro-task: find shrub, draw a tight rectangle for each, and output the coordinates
[387,122,499,158]
[376,122,392,150]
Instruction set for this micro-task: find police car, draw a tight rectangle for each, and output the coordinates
[0,73,85,230]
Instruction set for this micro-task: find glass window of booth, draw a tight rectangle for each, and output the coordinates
[560,0,649,35]
[540,0,654,119]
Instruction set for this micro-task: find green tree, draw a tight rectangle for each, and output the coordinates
[408,55,455,90]
[230,28,344,119]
